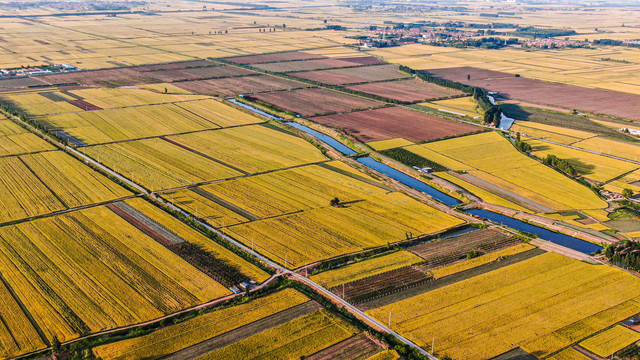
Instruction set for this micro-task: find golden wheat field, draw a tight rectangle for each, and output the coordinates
[368,253,640,360]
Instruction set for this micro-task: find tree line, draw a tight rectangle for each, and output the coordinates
[605,240,640,272]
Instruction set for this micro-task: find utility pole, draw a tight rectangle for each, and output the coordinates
[432,337,435,354]
[388,311,391,328]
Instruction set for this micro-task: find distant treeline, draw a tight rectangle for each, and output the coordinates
[606,240,640,272]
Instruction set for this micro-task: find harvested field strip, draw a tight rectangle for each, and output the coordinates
[145,65,256,82]
[161,301,322,360]
[358,249,545,311]
[306,333,383,360]
[311,251,424,289]
[0,124,54,157]
[346,78,463,103]
[92,289,309,360]
[289,64,411,85]
[223,51,324,64]
[510,123,591,145]
[546,348,591,360]
[408,228,515,267]
[310,107,478,143]
[253,58,369,72]
[66,88,208,109]
[0,205,228,344]
[333,265,433,305]
[367,138,414,151]
[107,202,184,246]
[367,253,640,360]
[123,198,269,283]
[251,88,384,117]
[579,325,640,357]
[430,243,536,279]
[195,309,358,360]
[174,75,313,97]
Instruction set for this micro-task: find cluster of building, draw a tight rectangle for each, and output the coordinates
[0,63,79,78]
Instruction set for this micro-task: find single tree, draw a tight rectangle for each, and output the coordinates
[330,197,340,207]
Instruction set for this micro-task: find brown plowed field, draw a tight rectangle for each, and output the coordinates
[134,60,216,72]
[253,58,366,73]
[306,333,382,360]
[222,51,324,64]
[289,64,411,85]
[310,106,478,142]
[67,99,102,111]
[330,265,432,304]
[149,65,256,82]
[347,78,464,102]
[408,228,517,267]
[425,66,640,121]
[251,88,384,116]
[175,75,313,96]
[42,67,161,87]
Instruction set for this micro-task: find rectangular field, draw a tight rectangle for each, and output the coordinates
[347,78,463,102]
[578,325,640,357]
[0,118,55,156]
[251,88,384,116]
[0,150,130,223]
[310,107,479,142]
[0,205,229,349]
[92,288,309,360]
[40,103,221,145]
[144,65,257,82]
[222,51,324,64]
[252,58,368,72]
[367,253,640,360]
[526,138,638,183]
[311,251,424,288]
[418,132,607,211]
[426,67,640,121]
[289,64,411,85]
[85,138,242,190]
[174,75,313,97]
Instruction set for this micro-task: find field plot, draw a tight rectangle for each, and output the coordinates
[122,198,269,283]
[0,151,129,223]
[40,103,221,145]
[0,205,228,347]
[306,332,385,360]
[579,325,640,357]
[219,162,464,267]
[168,124,327,174]
[64,87,208,109]
[347,78,463,102]
[0,118,55,156]
[252,58,376,72]
[175,75,313,96]
[92,288,310,360]
[526,138,638,182]
[511,121,596,145]
[367,138,414,151]
[425,96,484,118]
[0,277,46,358]
[222,51,324,64]
[416,132,607,211]
[43,67,162,87]
[85,138,241,190]
[311,251,424,289]
[425,67,640,121]
[436,172,530,212]
[367,253,640,360]
[408,228,519,268]
[289,64,411,85]
[251,88,384,116]
[196,309,358,360]
[0,90,83,115]
[573,137,640,162]
[547,348,591,360]
[175,99,264,127]
[310,107,478,142]
[144,65,257,82]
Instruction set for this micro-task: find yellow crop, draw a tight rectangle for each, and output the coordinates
[367,253,640,360]
[579,325,640,357]
[431,243,535,278]
[93,289,308,360]
[311,251,424,288]
[196,309,358,360]
[368,138,414,151]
